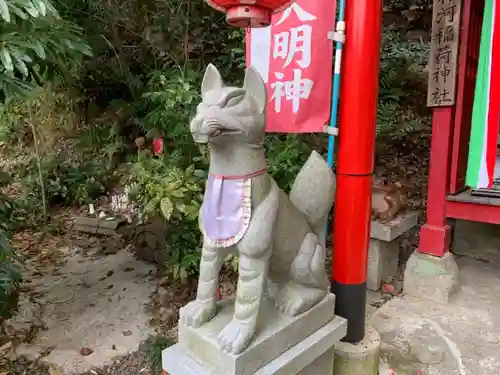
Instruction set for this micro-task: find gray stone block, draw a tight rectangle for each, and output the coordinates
[368,239,399,291]
[367,211,419,291]
[370,211,419,242]
[403,251,459,303]
[162,316,347,375]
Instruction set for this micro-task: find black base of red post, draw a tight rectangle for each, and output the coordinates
[332,281,367,343]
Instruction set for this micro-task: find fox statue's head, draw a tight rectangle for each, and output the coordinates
[190,64,267,148]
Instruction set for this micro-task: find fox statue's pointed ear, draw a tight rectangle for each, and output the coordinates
[201,64,223,99]
[244,66,267,114]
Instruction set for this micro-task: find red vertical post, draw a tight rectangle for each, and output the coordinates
[418,108,454,257]
[332,0,383,343]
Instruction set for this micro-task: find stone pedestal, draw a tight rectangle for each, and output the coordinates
[333,326,380,375]
[403,251,459,303]
[162,293,347,375]
[368,212,418,291]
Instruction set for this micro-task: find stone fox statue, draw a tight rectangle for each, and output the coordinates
[182,64,336,355]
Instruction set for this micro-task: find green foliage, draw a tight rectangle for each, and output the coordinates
[134,68,202,149]
[265,134,312,192]
[0,175,21,319]
[148,334,175,373]
[0,0,91,101]
[19,154,110,206]
[0,87,81,150]
[51,0,245,99]
[163,218,202,283]
[126,151,206,281]
[127,153,204,222]
[0,100,24,145]
[0,232,21,319]
[0,191,25,233]
[377,29,430,139]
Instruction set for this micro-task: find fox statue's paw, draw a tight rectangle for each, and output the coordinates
[181,300,216,328]
[218,318,256,355]
[276,282,327,316]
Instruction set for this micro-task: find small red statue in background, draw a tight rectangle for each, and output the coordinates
[205,0,294,27]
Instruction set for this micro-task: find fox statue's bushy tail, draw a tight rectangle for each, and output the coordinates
[290,151,336,248]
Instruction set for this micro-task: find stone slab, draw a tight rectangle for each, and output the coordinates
[163,316,347,375]
[178,293,337,375]
[368,239,399,291]
[370,211,419,242]
[73,216,126,236]
[372,256,500,375]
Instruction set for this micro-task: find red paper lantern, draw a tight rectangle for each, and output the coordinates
[205,0,294,28]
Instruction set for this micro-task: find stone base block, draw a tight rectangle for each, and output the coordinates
[333,326,380,375]
[367,211,418,291]
[368,239,398,291]
[403,251,459,303]
[162,293,347,375]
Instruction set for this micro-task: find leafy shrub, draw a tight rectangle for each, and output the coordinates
[126,151,206,281]
[127,153,205,222]
[19,154,111,206]
[52,0,245,102]
[377,29,430,139]
[265,134,312,192]
[0,87,81,151]
[0,232,21,320]
[162,218,202,282]
[0,0,91,102]
[134,68,201,151]
[0,190,25,233]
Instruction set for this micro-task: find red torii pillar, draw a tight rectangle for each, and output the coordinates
[332,0,383,343]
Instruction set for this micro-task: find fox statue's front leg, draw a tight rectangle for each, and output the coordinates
[217,177,280,355]
[181,239,232,328]
[182,210,234,328]
[218,245,272,354]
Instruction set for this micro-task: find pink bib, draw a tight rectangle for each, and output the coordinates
[202,175,251,248]
[202,169,265,248]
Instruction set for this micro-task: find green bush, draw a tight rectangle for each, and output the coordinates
[125,150,206,282]
[377,29,430,139]
[0,0,91,102]
[18,154,111,206]
[0,87,81,151]
[265,134,313,193]
[0,232,21,320]
[134,68,202,151]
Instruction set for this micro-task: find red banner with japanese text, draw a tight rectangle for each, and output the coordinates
[246,1,336,133]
